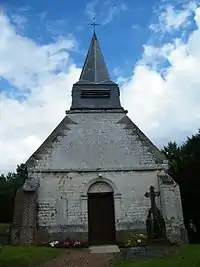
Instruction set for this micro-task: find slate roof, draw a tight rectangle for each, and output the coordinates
[79,32,111,84]
[71,33,123,110]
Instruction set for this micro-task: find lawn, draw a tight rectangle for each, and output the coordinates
[113,245,200,267]
[0,223,10,234]
[0,245,64,267]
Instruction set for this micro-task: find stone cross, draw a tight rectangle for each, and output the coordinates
[145,186,166,240]
[145,186,160,214]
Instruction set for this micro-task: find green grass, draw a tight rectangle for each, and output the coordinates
[0,223,10,234]
[0,245,64,267]
[113,245,200,267]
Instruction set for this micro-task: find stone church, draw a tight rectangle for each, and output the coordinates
[11,33,186,246]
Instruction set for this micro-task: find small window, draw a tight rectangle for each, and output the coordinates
[81,89,110,98]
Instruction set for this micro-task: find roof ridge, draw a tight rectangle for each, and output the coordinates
[26,116,77,168]
[117,115,166,163]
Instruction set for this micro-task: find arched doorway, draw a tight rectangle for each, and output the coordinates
[87,181,116,245]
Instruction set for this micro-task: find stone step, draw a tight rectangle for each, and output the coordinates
[89,245,120,254]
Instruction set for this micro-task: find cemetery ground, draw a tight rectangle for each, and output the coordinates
[0,245,200,267]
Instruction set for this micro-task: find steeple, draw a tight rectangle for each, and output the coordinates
[79,32,110,83]
[70,33,123,111]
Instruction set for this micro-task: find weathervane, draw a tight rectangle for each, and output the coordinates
[88,17,100,33]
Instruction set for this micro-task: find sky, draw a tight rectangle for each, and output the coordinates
[0,0,200,173]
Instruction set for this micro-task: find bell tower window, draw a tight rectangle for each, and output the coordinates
[81,89,110,98]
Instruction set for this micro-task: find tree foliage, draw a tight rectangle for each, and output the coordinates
[0,163,27,223]
[162,129,200,186]
[162,129,200,242]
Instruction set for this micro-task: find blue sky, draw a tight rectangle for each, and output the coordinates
[0,0,200,172]
[2,0,194,80]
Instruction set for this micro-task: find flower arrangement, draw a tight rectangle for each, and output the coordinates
[49,241,59,247]
[126,232,147,247]
[48,238,87,248]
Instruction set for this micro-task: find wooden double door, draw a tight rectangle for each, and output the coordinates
[88,192,116,245]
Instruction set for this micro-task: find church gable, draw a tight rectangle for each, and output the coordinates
[117,116,166,163]
[27,112,165,171]
[26,116,77,168]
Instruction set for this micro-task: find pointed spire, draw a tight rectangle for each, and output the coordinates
[79,33,110,83]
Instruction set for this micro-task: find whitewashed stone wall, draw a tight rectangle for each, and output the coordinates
[27,112,185,243]
[36,171,162,231]
[158,178,186,243]
[28,112,159,171]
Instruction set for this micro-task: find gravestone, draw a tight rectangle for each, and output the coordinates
[145,186,166,242]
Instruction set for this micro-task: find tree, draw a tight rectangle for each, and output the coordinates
[163,129,200,243]
[0,163,27,223]
[161,141,183,185]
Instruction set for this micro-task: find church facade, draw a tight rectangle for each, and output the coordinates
[11,33,186,245]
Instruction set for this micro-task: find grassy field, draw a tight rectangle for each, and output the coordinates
[113,245,200,267]
[0,245,64,267]
[0,223,10,234]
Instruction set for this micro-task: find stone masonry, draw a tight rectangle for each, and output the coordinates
[12,112,185,244]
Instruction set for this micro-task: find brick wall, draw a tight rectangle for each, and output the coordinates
[11,187,37,244]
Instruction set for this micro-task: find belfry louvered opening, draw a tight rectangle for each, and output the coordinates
[81,89,111,98]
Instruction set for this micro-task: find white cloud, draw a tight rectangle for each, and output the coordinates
[142,42,175,66]
[195,7,200,27]
[121,6,200,146]
[10,13,27,30]
[85,0,128,26]
[85,0,98,19]
[150,2,198,33]
[101,3,128,26]
[0,13,75,90]
[162,5,191,31]
[0,11,81,173]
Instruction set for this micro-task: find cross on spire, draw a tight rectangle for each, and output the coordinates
[88,17,100,33]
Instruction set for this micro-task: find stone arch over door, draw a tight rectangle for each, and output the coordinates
[87,180,116,245]
[88,181,113,194]
[83,177,119,196]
